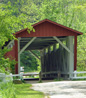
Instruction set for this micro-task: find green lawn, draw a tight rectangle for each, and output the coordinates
[14,83,45,98]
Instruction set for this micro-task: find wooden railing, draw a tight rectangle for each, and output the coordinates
[0,73,23,83]
[42,71,86,79]
[0,72,39,83]
[72,71,86,79]
[23,72,39,76]
[1,71,86,82]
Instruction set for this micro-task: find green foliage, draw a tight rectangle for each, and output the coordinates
[0,82,16,98]
[0,48,16,73]
[0,0,34,73]
[0,1,34,98]
[20,51,39,72]
[77,37,86,71]
[40,0,86,31]
[72,78,86,81]
[37,59,41,72]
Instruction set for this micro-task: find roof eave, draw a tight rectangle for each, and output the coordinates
[14,19,83,36]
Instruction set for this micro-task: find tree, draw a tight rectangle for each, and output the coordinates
[0,1,34,73]
[20,50,40,72]
[77,36,86,71]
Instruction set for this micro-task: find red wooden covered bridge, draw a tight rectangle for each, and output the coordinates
[5,19,82,79]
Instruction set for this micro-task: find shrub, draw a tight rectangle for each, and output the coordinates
[0,82,16,98]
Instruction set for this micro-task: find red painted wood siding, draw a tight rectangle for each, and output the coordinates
[5,40,18,74]
[14,40,18,74]
[16,21,77,38]
[5,45,15,60]
[74,36,77,70]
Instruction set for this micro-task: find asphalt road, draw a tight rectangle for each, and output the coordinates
[32,81,86,98]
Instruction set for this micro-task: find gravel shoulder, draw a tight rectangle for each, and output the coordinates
[31,81,86,98]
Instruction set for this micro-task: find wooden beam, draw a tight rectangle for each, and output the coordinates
[39,50,44,82]
[39,71,42,82]
[29,50,40,60]
[7,40,14,49]
[18,37,21,74]
[66,36,74,79]
[19,37,36,54]
[53,36,73,54]
[43,48,46,76]
[48,46,51,53]
[40,50,43,73]
[53,44,56,51]
[42,71,70,75]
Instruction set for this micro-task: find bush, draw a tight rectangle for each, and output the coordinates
[0,82,16,98]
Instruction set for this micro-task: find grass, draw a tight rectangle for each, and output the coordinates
[54,78,63,81]
[14,83,45,98]
[72,78,86,81]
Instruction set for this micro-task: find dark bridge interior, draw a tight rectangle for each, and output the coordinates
[20,36,69,79]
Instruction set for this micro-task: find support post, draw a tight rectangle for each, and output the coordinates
[43,48,46,78]
[53,44,56,72]
[48,46,50,72]
[53,44,56,52]
[18,37,36,74]
[66,36,74,79]
[39,50,43,82]
[39,71,42,82]
[48,46,51,54]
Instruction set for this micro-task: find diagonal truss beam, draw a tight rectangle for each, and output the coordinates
[29,50,40,60]
[53,36,73,54]
[19,37,36,54]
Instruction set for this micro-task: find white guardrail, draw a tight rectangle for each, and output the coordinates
[0,72,39,83]
[72,71,86,79]
[0,73,23,83]
[0,71,86,83]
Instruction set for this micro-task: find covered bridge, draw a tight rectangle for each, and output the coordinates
[5,19,83,79]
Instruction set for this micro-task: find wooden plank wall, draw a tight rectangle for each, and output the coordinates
[41,44,69,79]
